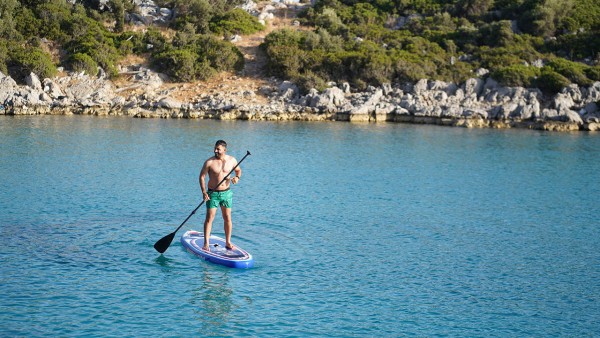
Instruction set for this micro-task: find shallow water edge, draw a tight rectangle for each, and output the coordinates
[1,108,595,132]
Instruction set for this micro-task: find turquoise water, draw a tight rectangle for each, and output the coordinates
[1,116,599,336]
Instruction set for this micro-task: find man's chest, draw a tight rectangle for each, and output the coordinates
[208,160,231,175]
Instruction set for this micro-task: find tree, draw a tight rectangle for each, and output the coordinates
[519,0,575,37]
[454,0,495,18]
[0,0,20,40]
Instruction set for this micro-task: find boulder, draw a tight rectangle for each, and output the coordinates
[157,97,182,109]
[463,78,484,97]
[25,72,43,90]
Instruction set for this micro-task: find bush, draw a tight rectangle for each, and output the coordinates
[109,0,125,33]
[0,42,8,74]
[490,64,540,87]
[360,52,394,85]
[35,1,72,41]
[585,65,600,81]
[194,59,216,80]
[153,49,197,81]
[535,67,571,93]
[312,7,348,35]
[118,31,146,54]
[394,56,429,83]
[197,36,244,72]
[546,58,592,86]
[8,45,57,80]
[145,27,168,53]
[548,32,600,61]
[69,53,98,75]
[478,20,514,47]
[171,0,213,34]
[294,70,327,93]
[65,31,121,77]
[173,23,198,48]
[209,8,264,35]
[14,6,39,40]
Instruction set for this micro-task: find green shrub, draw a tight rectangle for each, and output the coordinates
[548,32,600,62]
[171,0,213,34]
[293,70,327,93]
[109,0,125,33]
[195,59,216,81]
[263,28,303,48]
[349,2,383,26]
[145,27,168,53]
[394,57,429,83]
[14,6,39,40]
[9,45,57,80]
[35,1,72,41]
[359,52,394,85]
[153,49,197,81]
[478,20,514,47]
[69,52,98,75]
[173,23,198,48]
[490,64,540,87]
[118,31,146,54]
[117,38,134,55]
[209,8,264,35]
[308,28,345,52]
[312,7,348,35]
[437,61,473,84]
[535,67,571,93]
[263,43,306,78]
[546,58,592,86]
[569,0,600,31]
[197,36,244,72]
[0,42,8,74]
[65,31,121,77]
[585,65,600,81]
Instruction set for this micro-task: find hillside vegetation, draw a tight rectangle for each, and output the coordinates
[0,0,258,81]
[0,0,599,95]
[264,0,600,93]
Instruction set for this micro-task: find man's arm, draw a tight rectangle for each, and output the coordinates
[232,158,242,184]
[199,160,209,199]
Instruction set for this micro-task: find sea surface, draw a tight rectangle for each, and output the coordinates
[1,116,599,337]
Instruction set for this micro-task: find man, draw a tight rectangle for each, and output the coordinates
[199,140,242,251]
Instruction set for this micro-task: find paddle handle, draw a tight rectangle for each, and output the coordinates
[171,150,251,235]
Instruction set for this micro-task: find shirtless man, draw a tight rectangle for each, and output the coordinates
[199,140,242,251]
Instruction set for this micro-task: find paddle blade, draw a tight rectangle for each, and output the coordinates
[154,232,176,253]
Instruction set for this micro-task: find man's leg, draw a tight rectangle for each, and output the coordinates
[221,206,233,249]
[203,207,217,250]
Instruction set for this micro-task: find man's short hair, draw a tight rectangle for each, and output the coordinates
[215,140,227,148]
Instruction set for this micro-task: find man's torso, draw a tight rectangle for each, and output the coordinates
[206,155,236,190]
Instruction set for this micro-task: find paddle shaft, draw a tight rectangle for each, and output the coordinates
[154,150,251,253]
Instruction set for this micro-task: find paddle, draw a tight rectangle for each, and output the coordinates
[153,150,251,254]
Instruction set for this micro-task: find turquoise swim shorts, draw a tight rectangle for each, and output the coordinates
[207,189,233,209]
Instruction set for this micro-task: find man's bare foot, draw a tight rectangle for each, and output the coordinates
[225,243,235,250]
[202,245,210,252]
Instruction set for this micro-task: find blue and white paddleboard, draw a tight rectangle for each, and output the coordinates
[180,230,254,268]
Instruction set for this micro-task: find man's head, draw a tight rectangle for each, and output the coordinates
[214,140,227,158]
[215,140,227,148]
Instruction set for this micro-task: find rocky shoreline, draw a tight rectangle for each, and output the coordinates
[1,70,599,132]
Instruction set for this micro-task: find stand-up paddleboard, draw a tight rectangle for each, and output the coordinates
[181,230,254,268]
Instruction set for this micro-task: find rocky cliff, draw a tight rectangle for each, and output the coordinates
[1,69,599,132]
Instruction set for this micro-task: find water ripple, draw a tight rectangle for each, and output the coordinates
[1,118,600,336]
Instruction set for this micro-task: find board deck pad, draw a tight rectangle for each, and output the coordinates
[180,230,254,268]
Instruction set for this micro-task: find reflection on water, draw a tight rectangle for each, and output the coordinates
[190,269,234,334]
[154,255,176,270]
